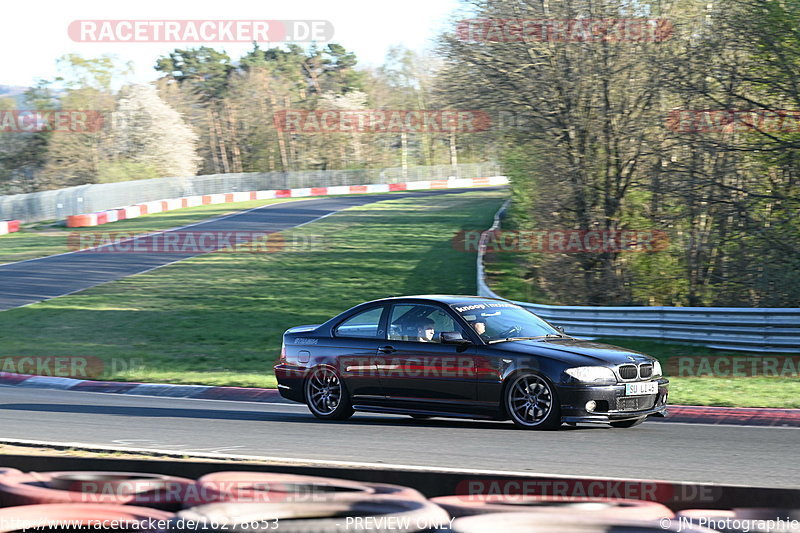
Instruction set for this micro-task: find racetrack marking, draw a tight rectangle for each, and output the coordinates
[0,188,472,269]
[109,439,249,454]
[0,198,309,269]
[1,383,797,428]
[0,188,500,311]
[0,436,753,486]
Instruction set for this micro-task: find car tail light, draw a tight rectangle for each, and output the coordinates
[278,341,286,364]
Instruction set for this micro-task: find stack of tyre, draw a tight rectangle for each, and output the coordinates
[0,468,795,532]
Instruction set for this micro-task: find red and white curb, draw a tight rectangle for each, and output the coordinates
[65,176,509,228]
[0,220,21,236]
[1,372,797,427]
[0,372,285,402]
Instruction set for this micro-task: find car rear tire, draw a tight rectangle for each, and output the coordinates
[305,366,354,421]
[504,373,560,430]
[610,417,646,428]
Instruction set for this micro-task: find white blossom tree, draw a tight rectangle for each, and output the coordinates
[109,84,199,178]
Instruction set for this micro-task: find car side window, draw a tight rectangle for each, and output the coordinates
[335,306,386,339]
[389,304,466,343]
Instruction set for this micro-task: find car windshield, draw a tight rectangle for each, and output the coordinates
[450,301,563,343]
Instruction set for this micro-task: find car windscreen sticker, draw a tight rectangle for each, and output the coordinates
[454,302,521,313]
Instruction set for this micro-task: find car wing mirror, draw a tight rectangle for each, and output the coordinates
[554,325,566,334]
[440,331,471,345]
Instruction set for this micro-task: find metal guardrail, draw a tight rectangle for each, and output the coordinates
[0,162,501,223]
[477,201,800,353]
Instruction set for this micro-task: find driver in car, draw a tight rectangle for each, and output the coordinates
[415,318,436,342]
[472,319,490,341]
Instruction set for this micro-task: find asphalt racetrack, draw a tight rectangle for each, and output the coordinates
[0,189,491,311]
[1,386,797,488]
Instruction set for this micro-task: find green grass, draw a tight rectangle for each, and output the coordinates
[0,198,304,265]
[484,250,553,304]
[593,337,800,408]
[0,190,507,388]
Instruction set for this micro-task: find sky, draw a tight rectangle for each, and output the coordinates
[1,0,466,88]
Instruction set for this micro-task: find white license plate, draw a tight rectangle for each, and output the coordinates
[625,381,658,396]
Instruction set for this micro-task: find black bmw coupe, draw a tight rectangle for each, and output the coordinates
[274,295,669,430]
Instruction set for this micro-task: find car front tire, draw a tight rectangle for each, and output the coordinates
[504,373,561,430]
[304,366,354,421]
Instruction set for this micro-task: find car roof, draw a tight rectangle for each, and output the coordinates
[364,295,512,306]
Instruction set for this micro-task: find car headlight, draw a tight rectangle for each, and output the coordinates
[652,360,663,378]
[564,366,617,384]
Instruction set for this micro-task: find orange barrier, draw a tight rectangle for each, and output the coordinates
[59,176,509,227]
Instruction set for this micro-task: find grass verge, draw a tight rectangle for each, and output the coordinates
[0,198,304,265]
[0,190,507,388]
[593,337,799,408]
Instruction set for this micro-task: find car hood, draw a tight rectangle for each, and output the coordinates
[497,338,654,366]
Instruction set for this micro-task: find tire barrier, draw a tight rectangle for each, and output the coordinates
[449,512,718,533]
[0,468,794,533]
[64,176,509,228]
[176,498,451,533]
[194,471,424,505]
[0,504,175,532]
[0,471,195,511]
[430,495,673,520]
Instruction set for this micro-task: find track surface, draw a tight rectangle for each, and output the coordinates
[1,386,797,488]
[0,189,487,311]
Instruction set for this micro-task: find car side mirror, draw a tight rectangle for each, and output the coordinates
[554,325,566,334]
[440,331,471,345]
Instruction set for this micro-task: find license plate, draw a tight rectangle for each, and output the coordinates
[625,381,658,396]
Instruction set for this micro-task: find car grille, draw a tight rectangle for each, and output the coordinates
[619,365,638,380]
[617,395,657,412]
[618,363,654,381]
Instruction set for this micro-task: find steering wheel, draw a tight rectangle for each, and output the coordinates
[491,324,522,340]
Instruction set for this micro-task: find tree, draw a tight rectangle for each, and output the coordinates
[107,84,199,179]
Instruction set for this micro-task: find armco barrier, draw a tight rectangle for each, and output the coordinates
[476,202,800,353]
[65,177,509,228]
[0,220,20,235]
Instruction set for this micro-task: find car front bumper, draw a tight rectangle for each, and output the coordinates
[557,378,669,424]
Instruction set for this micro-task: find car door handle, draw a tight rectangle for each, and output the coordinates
[377,345,396,354]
